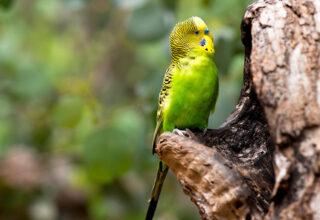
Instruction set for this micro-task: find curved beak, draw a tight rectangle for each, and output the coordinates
[201,34,215,54]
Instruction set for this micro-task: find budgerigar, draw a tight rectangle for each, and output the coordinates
[146,16,219,219]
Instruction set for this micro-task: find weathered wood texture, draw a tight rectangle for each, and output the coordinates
[155,0,320,219]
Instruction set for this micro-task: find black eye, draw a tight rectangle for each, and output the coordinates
[194,30,199,35]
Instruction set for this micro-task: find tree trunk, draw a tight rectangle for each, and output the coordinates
[154,0,320,219]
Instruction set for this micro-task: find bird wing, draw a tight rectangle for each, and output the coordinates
[152,64,175,153]
[152,119,163,154]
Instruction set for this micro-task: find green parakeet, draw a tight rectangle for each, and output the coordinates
[146,16,219,219]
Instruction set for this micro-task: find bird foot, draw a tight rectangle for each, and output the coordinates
[172,128,198,141]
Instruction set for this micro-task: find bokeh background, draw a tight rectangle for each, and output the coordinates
[0,0,254,219]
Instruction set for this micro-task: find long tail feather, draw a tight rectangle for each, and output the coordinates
[146,161,169,220]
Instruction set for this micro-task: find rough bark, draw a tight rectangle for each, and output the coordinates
[155,0,320,219]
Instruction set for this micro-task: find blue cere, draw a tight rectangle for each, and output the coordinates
[204,28,209,35]
[200,38,206,46]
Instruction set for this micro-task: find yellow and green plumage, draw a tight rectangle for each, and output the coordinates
[146,16,219,219]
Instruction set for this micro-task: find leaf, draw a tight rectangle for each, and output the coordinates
[0,0,14,9]
[83,108,144,183]
[53,95,84,128]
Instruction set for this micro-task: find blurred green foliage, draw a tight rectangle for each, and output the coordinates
[0,0,254,219]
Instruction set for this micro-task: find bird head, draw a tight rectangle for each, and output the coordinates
[169,16,214,63]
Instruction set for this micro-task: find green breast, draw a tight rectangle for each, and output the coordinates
[162,54,219,132]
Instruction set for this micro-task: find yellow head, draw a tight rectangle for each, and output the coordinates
[169,16,214,63]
